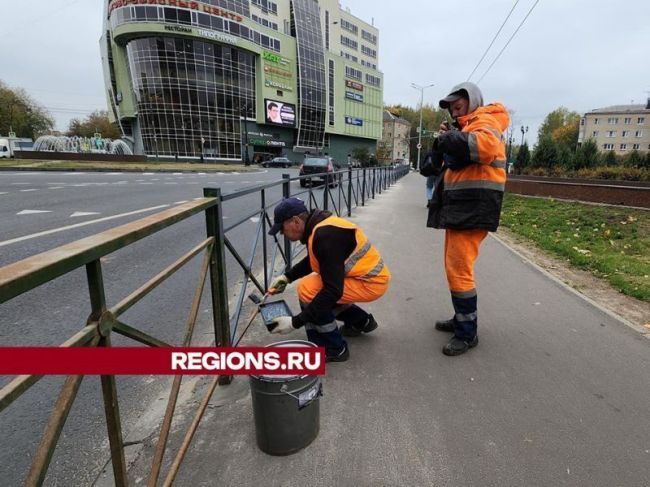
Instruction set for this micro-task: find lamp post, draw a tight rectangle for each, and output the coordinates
[520,125,529,147]
[241,103,250,166]
[410,82,435,170]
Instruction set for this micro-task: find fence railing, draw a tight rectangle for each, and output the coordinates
[0,164,409,485]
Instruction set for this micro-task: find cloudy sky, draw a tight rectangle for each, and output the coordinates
[1,0,649,145]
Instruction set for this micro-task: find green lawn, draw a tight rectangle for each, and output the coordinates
[0,159,256,172]
[501,194,650,302]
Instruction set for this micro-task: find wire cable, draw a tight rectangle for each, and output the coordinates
[477,0,541,84]
[467,0,521,81]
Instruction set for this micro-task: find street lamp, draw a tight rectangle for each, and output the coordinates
[240,103,251,166]
[410,82,435,170]
[520,125,529,147]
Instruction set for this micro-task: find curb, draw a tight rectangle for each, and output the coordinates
[490,232,650,339]
[0,167,262,174]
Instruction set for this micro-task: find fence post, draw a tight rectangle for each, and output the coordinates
[362,168,366,206]
[204,188,232,385]
[261,189,268,291]
[282,174,292,269]
[372,167,376,199]
[322,175,329,211]
[347,166,352,217]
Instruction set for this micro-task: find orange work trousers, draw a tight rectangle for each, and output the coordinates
[444,228,488,293]
[297,273,390,305]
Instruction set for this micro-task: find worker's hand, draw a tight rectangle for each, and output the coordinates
[268,274,289,295]
[270,316,294,334]
[438,121,450,134]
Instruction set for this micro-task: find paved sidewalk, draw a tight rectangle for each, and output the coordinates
[121,173,650,487]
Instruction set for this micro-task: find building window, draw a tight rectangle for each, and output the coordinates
[606,131,616,137]
[325,10,330,49]
[328,60,335,126]
[366,73,380,87]
[251,14,278,30]
[361,59,376,70]
[345,66,362,80]
[361,29,377,44]
[633,144,640,150]
[624,117,632,124]
[594,118,599,125]
[638,117,645,124]
[361,45,376,58]
[340,35,358,50]
[252,0,277,15]
[620,144,627,151]
[607,117,619,124]
[340,50,358,63]
[580,118,585,125]
[635,130,643,137]
[592,131,598,137]
[603,144,614,150]
[622,130,629,137]
[340,19,358,34]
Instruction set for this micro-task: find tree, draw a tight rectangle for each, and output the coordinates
[67,110,121,139]
[603,150,618,166]
[538,107,581,145]
[532,135,558,169]
[572,138,601,169]
[623,149,643,168]
[514,142,530,173]
[0,80,54,138]
[351,146,370,167]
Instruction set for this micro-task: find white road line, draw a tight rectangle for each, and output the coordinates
[20,189,38,192]
[143,172,154,175]
[70,211,101,217]
[173,200,189,204]
[105,172,123,175]
[0,192,7,195]
[139,182,154,185]
[17,210,52,215]
[49,187,64,190]
[0,204,170,248]
[11,182,29,185]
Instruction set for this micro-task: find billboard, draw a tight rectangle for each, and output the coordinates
[265,99,296,126]
[345,116,363,126]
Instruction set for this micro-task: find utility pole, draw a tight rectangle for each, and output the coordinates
[410,82,435,170]
[520,125,529,147]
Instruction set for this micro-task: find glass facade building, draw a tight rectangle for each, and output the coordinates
[101,0,383,163]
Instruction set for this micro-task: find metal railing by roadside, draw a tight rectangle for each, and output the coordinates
[0,164,408,486]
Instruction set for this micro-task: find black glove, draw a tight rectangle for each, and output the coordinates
[419,151,443,177]
[437,131,473,170]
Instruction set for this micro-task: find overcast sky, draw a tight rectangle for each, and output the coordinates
[1,0,649,145]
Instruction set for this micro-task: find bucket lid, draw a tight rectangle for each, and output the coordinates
[253,340,318,381]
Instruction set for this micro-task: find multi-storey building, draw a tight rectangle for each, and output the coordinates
[578,101,650,155]
[100,0,383,163]
[378,111,410,164]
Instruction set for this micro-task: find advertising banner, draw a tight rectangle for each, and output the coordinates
[265,99,296,126]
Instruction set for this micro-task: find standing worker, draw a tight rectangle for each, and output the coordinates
[266,198,391,362]
[427,82,509,356]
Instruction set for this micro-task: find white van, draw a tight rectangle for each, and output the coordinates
[0,139,10,159]
[0,137,33,158]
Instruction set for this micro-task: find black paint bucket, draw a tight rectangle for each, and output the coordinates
[250,340,322,455]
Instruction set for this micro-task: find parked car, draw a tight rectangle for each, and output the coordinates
[298,156,341,187]
[262,156,292,168]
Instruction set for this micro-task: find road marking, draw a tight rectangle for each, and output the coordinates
[0,192,7,195]
[70,211,101,218]
[143,172,154,175]
[139,182,154,185]
[17,210,52,215]
[173,200,189,205]
[0,204,169,248]
[49,187,64,190]
[20,189,38,192]
[249,217,260,223]
[11,182,29,185]
[105,172,123,175]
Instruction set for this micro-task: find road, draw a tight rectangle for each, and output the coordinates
[0,167,332,485]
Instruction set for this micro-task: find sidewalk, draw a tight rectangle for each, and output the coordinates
[120,173,650,486]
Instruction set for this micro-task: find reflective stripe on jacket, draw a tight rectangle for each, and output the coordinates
[440,103,510,231]
[308,216,390,282]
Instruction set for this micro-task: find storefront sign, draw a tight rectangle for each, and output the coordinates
[108,0,243,22]
[250,137,286,147]
[263,51,290,66]
[345,80,364,91]
[196,29,238,44]
[164,25,192,34]
[264,65,292,78]
[345,116,363,126]
[345,91,364,102]
[265,80,293,92]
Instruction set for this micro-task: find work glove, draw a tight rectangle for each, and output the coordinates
[270,316,294,334]
[268,274,289,295]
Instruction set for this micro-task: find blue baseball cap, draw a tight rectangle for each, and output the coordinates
[268,197,307,235]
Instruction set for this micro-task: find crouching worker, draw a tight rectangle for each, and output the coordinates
[266,197,391,362]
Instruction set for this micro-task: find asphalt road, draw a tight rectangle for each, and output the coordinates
[0,167,340,485]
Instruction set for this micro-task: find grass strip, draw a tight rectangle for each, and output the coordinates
[501,194,650,302]
[0,160,257,172]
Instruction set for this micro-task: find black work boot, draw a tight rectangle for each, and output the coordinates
[326,344,350,362]
[442,336,479,356]
[435,317,455,333]
[341,314,378,337]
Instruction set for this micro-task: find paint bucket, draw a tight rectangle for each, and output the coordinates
[249,340,322,455]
